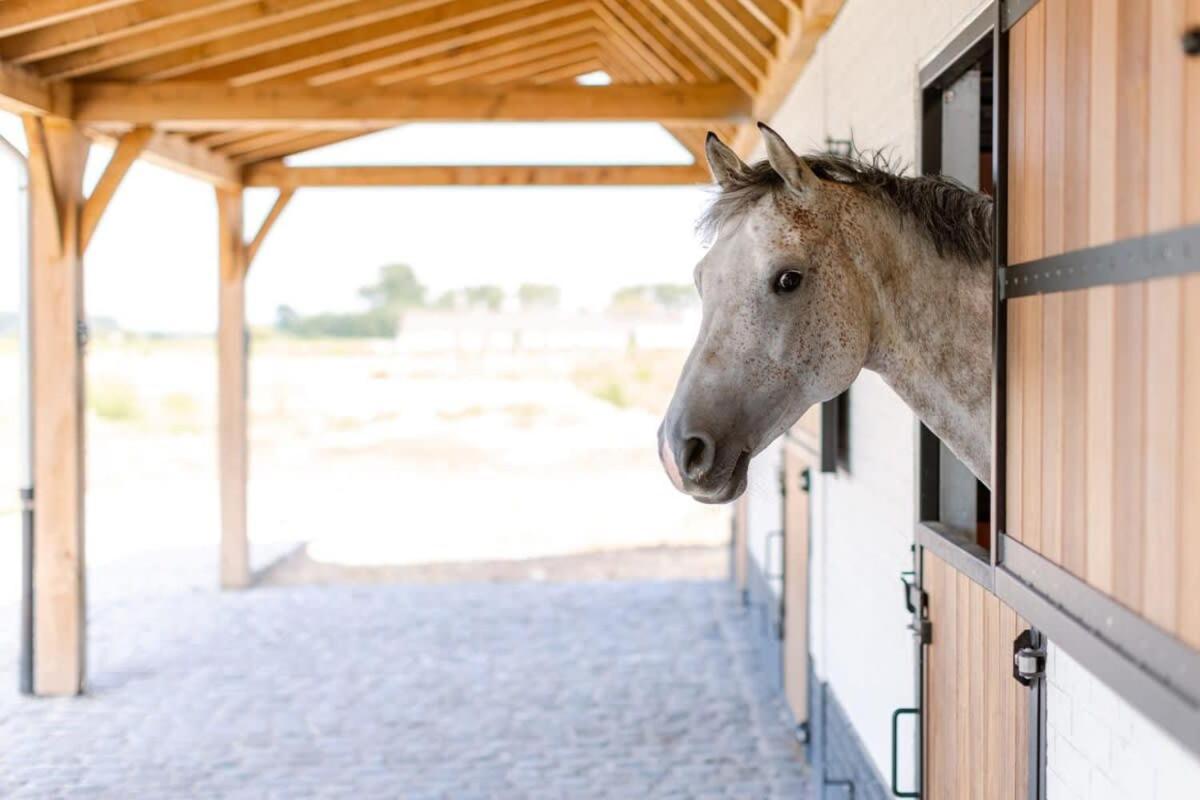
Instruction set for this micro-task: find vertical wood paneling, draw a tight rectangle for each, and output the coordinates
[1182,0,1200,649]
[1008,0,1200,641]
[1060,291,1088,575]
[923,554,1031,799]
[1040,294,1063,565]
[1020,295,1043,553]
[1143,279,1181,629]
[1111,284,1145,610]
[1182,275,1200,649]
[1085,286,1116,593]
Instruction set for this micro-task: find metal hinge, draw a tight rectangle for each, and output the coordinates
[76,320,89,351]
[1013,629,1046,686]
[799,468,811,493]
[901,570,931,645]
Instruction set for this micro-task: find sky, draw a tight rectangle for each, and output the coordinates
[0,113,713,334]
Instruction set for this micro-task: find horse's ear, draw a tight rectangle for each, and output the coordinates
[704,131,746,189]
[758,123,817,195]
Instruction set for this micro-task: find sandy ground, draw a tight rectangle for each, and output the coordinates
[0,339,726,598]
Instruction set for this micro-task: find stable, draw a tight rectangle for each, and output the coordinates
[0,0,843,698]
[733,1,1200,798]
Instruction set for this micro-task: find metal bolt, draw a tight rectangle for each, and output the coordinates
[1184,27,1200,56]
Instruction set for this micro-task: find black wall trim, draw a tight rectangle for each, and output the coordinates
[1003,223,1200,297]
[1002,0,1040,31]
[996,535,1200,759]
[919,1,995,90]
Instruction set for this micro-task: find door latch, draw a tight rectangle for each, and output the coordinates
[1012,628,1046,685]
[900,570,930,644]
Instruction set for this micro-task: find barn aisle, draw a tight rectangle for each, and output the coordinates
[0,550,809,799]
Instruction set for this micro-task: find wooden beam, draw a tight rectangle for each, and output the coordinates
[21,116,64,252]
[0,59,67,116]
[32,0,370,80]
[244,163,710,187]
[73,81,751,128]
[27,117,90,696]
[233,129,383,164]
[0,0,142,38]
[79,125,152,253]
[0,0,258,65]
[245,188,294,268]
[216,187,250,589]
[731,0,843,157]
[84,127,242,188]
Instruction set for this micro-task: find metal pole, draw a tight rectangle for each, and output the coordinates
[0,132,34,695]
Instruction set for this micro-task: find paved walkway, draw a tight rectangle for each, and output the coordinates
[0,564,809,799]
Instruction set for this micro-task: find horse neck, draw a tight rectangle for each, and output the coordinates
[853,202,994,483]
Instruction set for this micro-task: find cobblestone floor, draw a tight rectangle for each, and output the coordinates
[0,565,809,799]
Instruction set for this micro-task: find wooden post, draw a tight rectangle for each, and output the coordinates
[24,115,90,696]
[216,187,249,589]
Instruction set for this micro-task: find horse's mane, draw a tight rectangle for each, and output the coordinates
[697,150,994,264]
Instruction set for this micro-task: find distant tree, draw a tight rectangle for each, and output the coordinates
[517,283,561,310]
[610,283,696,313]
[463,285,504,311]
[358,264,427,313]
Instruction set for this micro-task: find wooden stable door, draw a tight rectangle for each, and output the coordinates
[923,552,1034,800]
[782,437,813,725]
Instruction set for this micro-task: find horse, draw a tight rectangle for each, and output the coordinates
[659,124,994,504]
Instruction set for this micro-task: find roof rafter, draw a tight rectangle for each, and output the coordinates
[0,1,143,39]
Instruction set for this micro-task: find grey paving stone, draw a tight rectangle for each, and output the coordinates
[0,574,810,799]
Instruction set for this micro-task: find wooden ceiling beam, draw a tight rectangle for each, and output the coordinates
[1,0,259,65]
[732,0,786,43]
[591,1,681,83]
[730,0,843,157]
[483,45,605,87]
[245,187,294,268]
[530,57,608,85]
[643,0,757,94]
[81,127,242,188]
[73,81,751,128]
[96,0,452,82]
[0,59,68,115]
[370,18,598,85]
[175,0,569,85]
[699,0,774,63]
[233,129,384,164]
[0,1,143,39]
[34,0,370,80]
[289,2,588,87]
[427,33,603,86]
[624,1,720,82]
[244,162,710,187]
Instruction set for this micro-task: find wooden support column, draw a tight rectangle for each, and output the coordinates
[23,114,90,696]
[216,188,249,589]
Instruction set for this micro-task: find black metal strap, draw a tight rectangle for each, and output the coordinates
[1002,223,1200,298]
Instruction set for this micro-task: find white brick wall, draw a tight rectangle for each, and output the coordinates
[1046,644,1200,800]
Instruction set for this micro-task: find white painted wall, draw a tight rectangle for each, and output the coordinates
[1046,644,1200,800]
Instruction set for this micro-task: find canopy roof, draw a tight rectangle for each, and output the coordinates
[0,0,841,188]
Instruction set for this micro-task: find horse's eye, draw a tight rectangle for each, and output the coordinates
[774,270,804,294]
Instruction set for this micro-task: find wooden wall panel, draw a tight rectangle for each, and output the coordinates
[923,553,1030,800]
[1006,0,1200,645]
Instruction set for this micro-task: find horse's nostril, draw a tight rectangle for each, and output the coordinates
[683,432,716,481]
